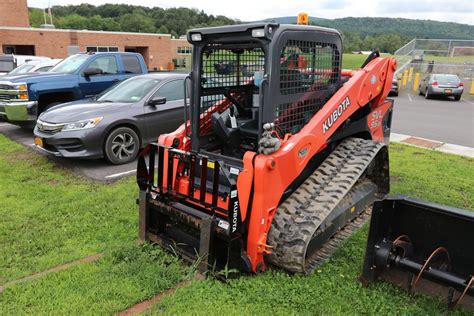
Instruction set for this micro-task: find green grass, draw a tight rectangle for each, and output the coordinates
[342,53,392,70]
[0,134,472,315]
[0,134,138,284]
[342,53,367,69]
[149,143,474,315]
[0,134,190,313]
[1,244,190,314]
[423,54,474,63]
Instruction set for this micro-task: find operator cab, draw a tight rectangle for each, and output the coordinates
[187,23,342,159]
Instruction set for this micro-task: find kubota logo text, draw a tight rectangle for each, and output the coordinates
[322,96,351,133]
[232,201,239,233]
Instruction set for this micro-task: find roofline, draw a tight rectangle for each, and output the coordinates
[188,23,341,41]
[0,26,172,37]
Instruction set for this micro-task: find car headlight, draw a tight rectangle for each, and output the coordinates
[14,83,28,91]
[62,117,103,131]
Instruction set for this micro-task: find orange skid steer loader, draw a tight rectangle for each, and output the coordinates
[137,21,395,274]
[136,21,473,308]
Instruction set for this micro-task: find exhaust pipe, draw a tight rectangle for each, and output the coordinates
[360,195,474,310]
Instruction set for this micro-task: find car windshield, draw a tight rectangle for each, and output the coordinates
[8,64,36,75]
[50,54,90,74]
[97,77,161,103]
[433,74,460,83]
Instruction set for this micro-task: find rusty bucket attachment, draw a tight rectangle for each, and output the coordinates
[360,195,474,310]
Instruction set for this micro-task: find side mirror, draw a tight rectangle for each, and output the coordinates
[83,67,103,77]
[147,96,166,106]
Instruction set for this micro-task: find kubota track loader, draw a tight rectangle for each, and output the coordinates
[137,22,396,274]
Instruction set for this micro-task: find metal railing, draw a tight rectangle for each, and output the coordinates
[395,39,474,57]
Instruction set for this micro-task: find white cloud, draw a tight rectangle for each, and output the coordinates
[27,0,474,25]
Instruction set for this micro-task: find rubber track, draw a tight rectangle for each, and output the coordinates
[266,138,383,274]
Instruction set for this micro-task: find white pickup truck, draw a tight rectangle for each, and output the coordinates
[0,55,52,76]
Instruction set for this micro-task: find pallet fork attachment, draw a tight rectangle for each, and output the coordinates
[360,196,474,310]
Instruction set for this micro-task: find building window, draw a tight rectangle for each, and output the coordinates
[86,46,119,53]
[177,46,192,54]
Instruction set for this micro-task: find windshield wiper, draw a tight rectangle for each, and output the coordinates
[98,99,114,103]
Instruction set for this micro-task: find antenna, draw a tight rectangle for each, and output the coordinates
[48,0,53,25]
[49,7,53,25]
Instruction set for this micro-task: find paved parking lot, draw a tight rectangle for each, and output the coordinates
[391,93,474,147]
[1,94,472,182]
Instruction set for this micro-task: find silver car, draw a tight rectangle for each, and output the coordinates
[34,73,187,164]
[418,74,464,101]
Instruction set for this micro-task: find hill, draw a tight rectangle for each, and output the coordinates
[261,16,474,40]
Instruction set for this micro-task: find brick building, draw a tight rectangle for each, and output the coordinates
[0,0,192,70]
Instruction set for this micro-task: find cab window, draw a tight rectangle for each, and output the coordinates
[121,55,142,74]
[87,56,118,75]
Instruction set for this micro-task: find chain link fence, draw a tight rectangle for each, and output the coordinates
[395,39,474,57]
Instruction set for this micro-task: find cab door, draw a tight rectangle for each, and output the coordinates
[143,79,185,141]
[78,55,120,98]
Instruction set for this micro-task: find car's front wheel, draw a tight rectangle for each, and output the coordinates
[104,127,140,165]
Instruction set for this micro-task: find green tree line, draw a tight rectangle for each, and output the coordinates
[29,4,236,38]
[29,5,473,53]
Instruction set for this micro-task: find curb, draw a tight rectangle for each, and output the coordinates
[390,133,474,158]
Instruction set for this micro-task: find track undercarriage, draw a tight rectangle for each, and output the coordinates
[268,137,387,273]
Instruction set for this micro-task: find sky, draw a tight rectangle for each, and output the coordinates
[28,0,474,25]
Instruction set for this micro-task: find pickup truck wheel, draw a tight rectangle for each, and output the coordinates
[104,127,140,165]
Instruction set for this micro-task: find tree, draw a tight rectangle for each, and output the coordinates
[118,13,156,33]
[28,8,46,27]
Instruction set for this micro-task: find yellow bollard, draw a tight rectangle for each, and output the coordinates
[413,73,420,92]
[470,79,474,95]
[408,67,413,82]
[402,70,408,87]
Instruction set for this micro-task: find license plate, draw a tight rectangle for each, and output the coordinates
[34,136,43,147]
[444,89,452,93]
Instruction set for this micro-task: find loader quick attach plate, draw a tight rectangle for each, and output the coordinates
[360,196,474,310]
[137,144,250,274]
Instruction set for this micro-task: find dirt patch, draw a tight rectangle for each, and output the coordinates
[0,253,103,293]
[391,176,404,183]
[3,150,33,164]
[48,179,60,186]
[402,137,443,149]
[117,280,191,315]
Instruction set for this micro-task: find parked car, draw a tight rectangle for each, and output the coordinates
[34,73,187,164]
[0,52,147,128]
[418,74,464,101]
[389,79,399,97]
[0,54,52,76]
[7,59,62,75]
